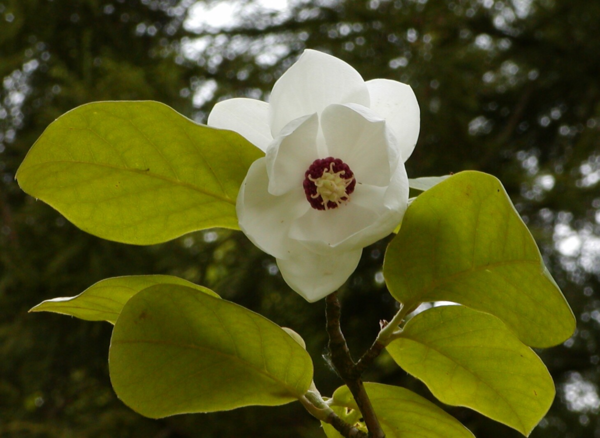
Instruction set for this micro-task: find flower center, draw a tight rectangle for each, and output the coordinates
[303,157,356,210]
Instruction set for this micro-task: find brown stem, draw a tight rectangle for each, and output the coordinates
[325,292,355,377]
[325,293,385,438]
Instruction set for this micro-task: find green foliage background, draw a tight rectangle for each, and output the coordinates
[0,0,598,437]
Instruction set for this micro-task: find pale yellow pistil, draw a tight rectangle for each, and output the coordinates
[308,163,354,210]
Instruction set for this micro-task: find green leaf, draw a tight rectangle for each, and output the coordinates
[29,275,218,324]
[387,305,555,436]
[322,382,474,438]
[109,284,314,418]
[16,101,263,245]
[384,171,575,348]
[409,175,451,191]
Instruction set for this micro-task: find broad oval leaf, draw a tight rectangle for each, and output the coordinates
[30,275,218,324]
[322,382,474,438]
[109,284,314,418]
[17,101,263,244]
[384,171,575,348]
[387,305,555,436]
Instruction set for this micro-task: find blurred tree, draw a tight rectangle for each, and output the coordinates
[1,0,598,437]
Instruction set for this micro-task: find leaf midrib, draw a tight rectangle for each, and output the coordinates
[113,337,306,399]
[19,160,235,205]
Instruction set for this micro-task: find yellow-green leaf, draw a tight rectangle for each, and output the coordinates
[322,383,474,438]
[109,284,314,418]
[387,305,555,436]
[30,275,218,324]
[384,171,575,348]
[17,101,263,244]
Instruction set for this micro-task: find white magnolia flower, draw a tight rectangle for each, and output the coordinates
[208,50,419,302]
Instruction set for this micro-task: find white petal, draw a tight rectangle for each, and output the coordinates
[341,162,409,248]
[321,103,399,187]
[289,201,379,251]
[383,159,410,211]
[265,113,319,196]
[237,158,308,259]
[208,98,272,152]
[366,79,420,161]
[269,50,370,137]
[277,246,362,302]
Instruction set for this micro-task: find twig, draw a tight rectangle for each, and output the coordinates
[325,293,385,438]
[355,340,385,376]
[355,304,409,374]
[325,292,356,378]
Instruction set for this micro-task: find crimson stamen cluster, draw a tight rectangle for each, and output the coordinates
[303,157,356,210]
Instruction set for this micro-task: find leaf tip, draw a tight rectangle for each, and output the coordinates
[28,305,41,313]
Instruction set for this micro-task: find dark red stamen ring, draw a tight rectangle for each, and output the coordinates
[303,157,356,210]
